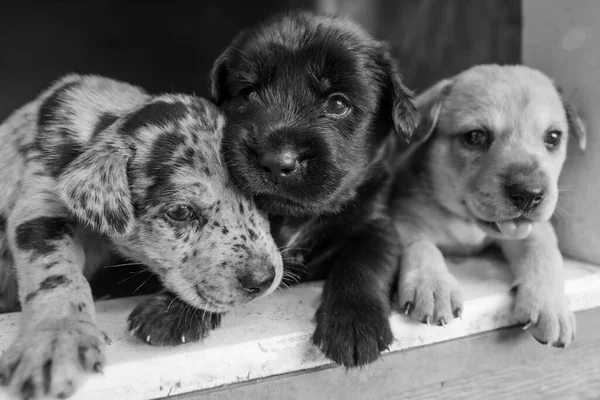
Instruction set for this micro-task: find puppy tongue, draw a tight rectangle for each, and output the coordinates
[495,220,533,239]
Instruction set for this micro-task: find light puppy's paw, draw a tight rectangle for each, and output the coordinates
[513,281,575,348]
[398,242,463,326]
[0,318,106,400]
[399,266,463,326]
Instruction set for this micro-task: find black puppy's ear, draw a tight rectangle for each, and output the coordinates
[209,32,246,105]
[55,131,135,238]
[412,79,453,145]
[555,85,587,151]
[377,46,420,142]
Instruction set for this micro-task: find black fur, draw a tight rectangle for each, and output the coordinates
[37,82,79,130]
[91,113,118,139]
[121,101,188,135]
[127,291,221,346]
[15,217,73,259]
[37,81,85,177]
[210,11,418,367]
[25,275,71,303]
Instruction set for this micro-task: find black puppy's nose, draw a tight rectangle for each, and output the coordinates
[259,150,299,183]
[237,269,276,296]
[506,184,545,212]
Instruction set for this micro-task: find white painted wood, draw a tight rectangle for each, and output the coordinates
[1,256,600,400]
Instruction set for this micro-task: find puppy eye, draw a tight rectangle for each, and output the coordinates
[545,130,562,148]
[325,94,351,117]
[240,88,258,102]
[165,205,196,222]
[462,129,491,150]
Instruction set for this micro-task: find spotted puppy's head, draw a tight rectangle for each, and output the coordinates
[411,65,586,240]
[209,11,419,216]
[45,75,282,312]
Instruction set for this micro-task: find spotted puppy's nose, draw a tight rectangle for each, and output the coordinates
[506,183,545,212]
[259,149,299,184]
[237,269,276,296]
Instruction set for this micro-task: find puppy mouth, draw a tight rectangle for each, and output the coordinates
[193,286,235,312]
[475,217,534,240]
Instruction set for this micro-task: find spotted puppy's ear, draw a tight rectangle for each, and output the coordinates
[412,78,453,145]
[209,31,246,105]
[555,86,587,151]
[55,129,135,237]
[376,45,420,142]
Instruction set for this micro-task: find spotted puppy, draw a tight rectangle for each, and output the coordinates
[391,65,585,347]
[0,74,282,400]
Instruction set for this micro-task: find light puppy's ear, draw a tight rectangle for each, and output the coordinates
[412,79,453,144]
[55,130,135,237]
[555,86,587,151]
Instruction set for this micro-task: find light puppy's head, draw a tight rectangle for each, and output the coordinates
[413,65,586,239]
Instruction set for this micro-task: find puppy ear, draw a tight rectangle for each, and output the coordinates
[412,79,453,144]
[377,46,420,142]
[555,86,587,151]
[55,131,135,237]
[209,32,246,105]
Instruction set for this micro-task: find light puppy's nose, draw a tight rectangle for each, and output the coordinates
[506,184,545,212]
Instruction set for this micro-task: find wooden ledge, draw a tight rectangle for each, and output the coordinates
[1,256,600,400]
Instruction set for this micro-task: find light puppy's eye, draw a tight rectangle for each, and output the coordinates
[544,130,562,149]
[462,129,491,150]
[325,94,351,117]
[165,205,196,222]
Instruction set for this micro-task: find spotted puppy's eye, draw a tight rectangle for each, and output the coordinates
[545,130,562,149]
[462,129,491,150]
[325,94,351,117]
[165,205,196,222]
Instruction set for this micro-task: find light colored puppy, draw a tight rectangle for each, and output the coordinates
[391,64,586,347]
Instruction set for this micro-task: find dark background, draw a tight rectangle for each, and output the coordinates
[0,0,520,120]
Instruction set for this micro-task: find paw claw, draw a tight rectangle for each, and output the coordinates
[146,335,151,343]
[92,362,103,373]
[181,335,186,344]
[534,337,548,345]
[438,318,446,327]
[522,321,533,330]
[103,332,112,345]
[452,308,462,319]
[404,302,413,315]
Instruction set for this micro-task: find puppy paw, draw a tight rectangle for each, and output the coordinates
[513,283,575,348]
[128,292,222,346]
[0,318,106,400]
[399,267,463,326]
[312,300,393,367]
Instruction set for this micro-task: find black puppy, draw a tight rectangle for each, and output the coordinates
[210,11,419,367]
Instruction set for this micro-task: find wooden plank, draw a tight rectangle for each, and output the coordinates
[176,307,600,400]
[0,257,599,400]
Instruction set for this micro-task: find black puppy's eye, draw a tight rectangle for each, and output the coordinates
[240,88,258,102]
[165,205,195,222]
[545,130,562,148]
[325,94,351,117]
[462,129,491,150]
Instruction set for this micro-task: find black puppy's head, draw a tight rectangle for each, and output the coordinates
[210,11,419,216]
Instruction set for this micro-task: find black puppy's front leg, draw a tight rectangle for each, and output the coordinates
[128,291,222,346]
[313,218,398,367]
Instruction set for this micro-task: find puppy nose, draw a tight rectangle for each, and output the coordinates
[506,184,545,212]
[259,150,299,183]
[237,269,276,296]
